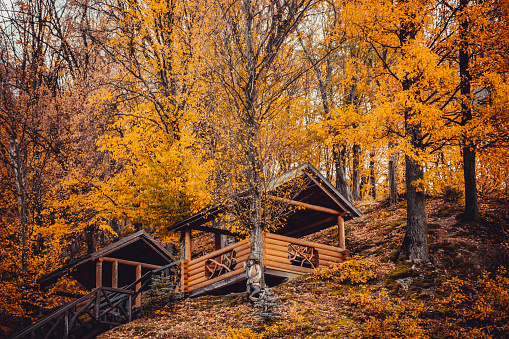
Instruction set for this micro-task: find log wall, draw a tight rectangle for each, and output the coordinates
[263,233,347,275]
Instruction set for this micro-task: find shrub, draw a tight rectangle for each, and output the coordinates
[315,256,378,284]
[140,276,181,314]
[466,267,509,337]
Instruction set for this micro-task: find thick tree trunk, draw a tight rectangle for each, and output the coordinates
[463,144,479,220]
[334,144,353,201]
[352,144,361,200]
[401,155,428,261]
[459,0,480,222]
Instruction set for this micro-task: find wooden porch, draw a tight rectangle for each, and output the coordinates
[182,233,348,297]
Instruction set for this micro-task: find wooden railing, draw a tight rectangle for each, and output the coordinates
[186,240,250,292]
[11,260,182,339]
[263,233,347,274]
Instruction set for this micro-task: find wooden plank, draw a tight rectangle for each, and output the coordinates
[135,265,141,308]
[318,252,346,262]
[189,275,209,287]
[266,233,348,253]
[181,259,188,293]
[189,265,245,291]
[266,254,291,265]
[268,195,343,215]
[188,272,245,298]
[112,260,118,289]
[100,257,161,270]
[185,229,192,261]
[265,260,315,275]
[95,261,102,288]
[265,248,289,259]
[237,247,251,258]
[315,247,346,258]
[264,243,289,253]
[188,264,205,277]
[188,271,207,284]
[338,215,345,249]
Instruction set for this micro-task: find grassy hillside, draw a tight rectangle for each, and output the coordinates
[99,197,509,339]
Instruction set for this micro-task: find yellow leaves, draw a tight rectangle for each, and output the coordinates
[215,326,263,339]
[314,255,378,284]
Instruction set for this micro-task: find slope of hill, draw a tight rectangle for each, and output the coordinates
[99,197,509,339]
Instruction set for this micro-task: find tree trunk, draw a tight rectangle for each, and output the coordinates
[388,143,398,205]
[401,155,428,261]
[463,144,479,221]
[8,139,29,273]
[369,151,376,200]
[352,144,361,200]
[334,144,353,201]
[459,0,480,222]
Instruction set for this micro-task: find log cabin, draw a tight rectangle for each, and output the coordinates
[169,164,362,297]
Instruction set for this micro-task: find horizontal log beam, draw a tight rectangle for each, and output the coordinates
[265,233,348,254]
[265,260,314,274]
[99,257,162,270]
[189,265,245,291]
[268,196,346,216]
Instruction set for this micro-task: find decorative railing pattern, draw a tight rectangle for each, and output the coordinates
[186,240,250,292]
[263,233,347,274]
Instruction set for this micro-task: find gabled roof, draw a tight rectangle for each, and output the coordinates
[167,164,362,238]
[39,230,176,290]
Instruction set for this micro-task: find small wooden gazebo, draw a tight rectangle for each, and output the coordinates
[39,230,176,306]
[168,164,362,297]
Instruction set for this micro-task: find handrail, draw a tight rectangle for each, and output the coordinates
[10,287,104,339]
[10,259,183,339]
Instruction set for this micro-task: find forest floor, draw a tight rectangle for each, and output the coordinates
[99,196,509,339]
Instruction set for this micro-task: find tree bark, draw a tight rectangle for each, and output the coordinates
[369,151,376,200]
[401,155,428,261]
[352,144,361,200]
[8,139,29,273]
[388,143,398,205]
[459,0,480,222]
[334,145,353,201]
[463,144,479,220]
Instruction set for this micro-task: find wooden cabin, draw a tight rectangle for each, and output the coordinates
[168,164,362,297]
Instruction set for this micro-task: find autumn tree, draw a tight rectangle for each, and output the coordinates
[198,0,316,282]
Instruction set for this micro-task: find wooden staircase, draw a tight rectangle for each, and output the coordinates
[10,261,181,339]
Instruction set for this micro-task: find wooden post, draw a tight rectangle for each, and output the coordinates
[181,259,188,294]
[185,229,192,260]
[338,215,345,249]
[112,260,118,288]
[95,260,103,288]
[135,264,141,308]
[214,232,221,251]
